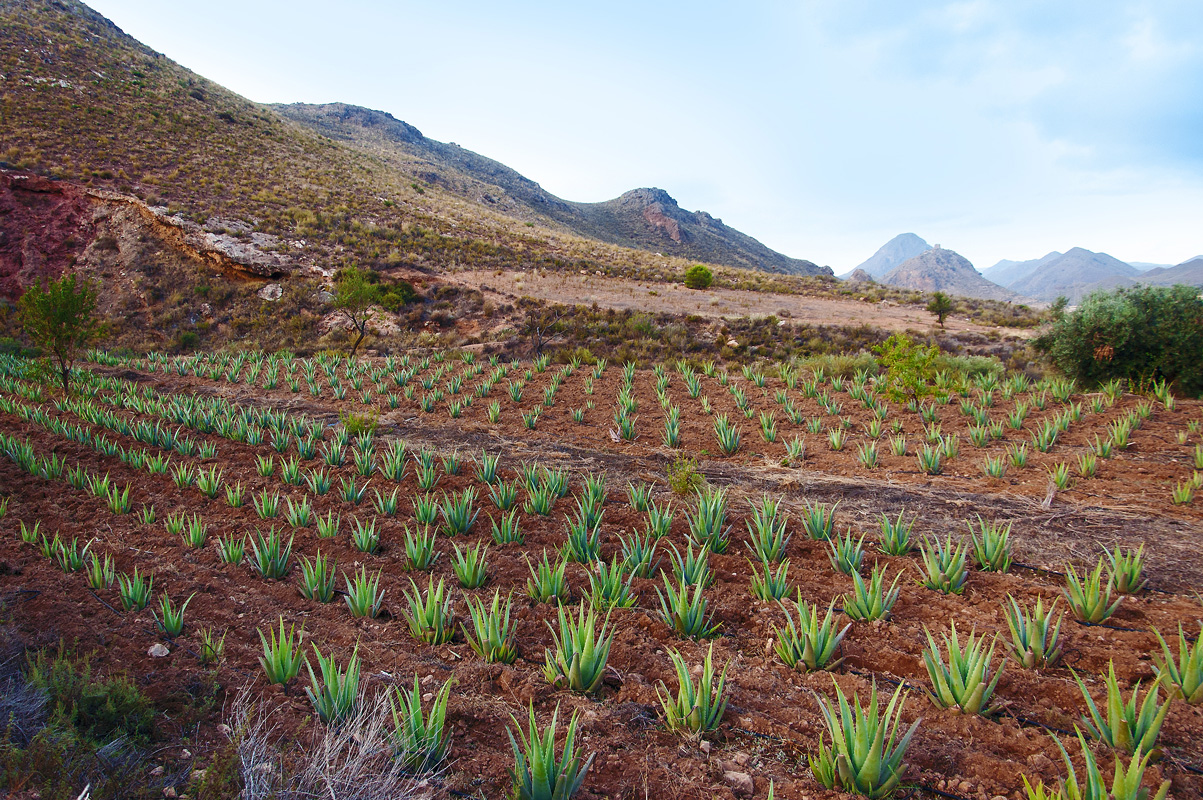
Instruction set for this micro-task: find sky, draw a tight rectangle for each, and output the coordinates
[87,0,1203,272]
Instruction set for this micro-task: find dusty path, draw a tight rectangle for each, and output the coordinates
[448,268,1037,338]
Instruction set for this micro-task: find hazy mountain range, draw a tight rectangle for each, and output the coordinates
[847,234,1202,304]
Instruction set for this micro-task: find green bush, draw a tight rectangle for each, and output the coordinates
[683,264,714,290]
[1038,285,1203,396]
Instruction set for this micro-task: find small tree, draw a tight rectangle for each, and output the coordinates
[926,292,954,328]
[18,273,101,396]
[332,267,380,357]
[873,333,938,403]
[683,264,713,290]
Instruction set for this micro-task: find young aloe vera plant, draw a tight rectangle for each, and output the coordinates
[305,645,361,726]
[117,567,153,611]
[800,500,838,541]
[749,559,792,601]
[917,535,969,595]
[877,510,914,555]
[526,550,569,604]
[543,604,614,693]
[843,566,902,622]
[810,680,920,799]
[587,557,636,609]
[774,596,850,672]
[1022,729,1169,800]
[687,486,731,554]
[1002,595,1064,669]
[1073,661,1169,755]
[828,529,866,576]
[451,541,489,588]
[391,676,453,773]
[921,623,1004,715]
[1104,545,1147,594]
[657,573,720,638]
[402,524,439,571]
[507,703,593,800]
[745,494,791,563]
[298,551,337,603]
[1152,624,1203,704]
[153,592,195,638]
[258,617,306,685]
[344,566,385,619]
[249,527,293,579]
[657,644,730,734]
[85,551,116,591]
[462,589,518,664]
[968,516,1012,573]
[403,576,454,644]
[1064,558,1121,623]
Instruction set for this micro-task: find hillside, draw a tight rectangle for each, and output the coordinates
[0,0,825,307]
[881,247,1017,301]
[847,232,930,278]
[1008,247,1138,303]
[273,103,828,276]
[1141,257,1203,287]
[981,251,1062,288]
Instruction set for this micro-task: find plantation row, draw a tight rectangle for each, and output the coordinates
[82,349,1203,508]
[2,367,1202,799]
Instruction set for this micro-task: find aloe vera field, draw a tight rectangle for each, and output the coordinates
[2,348,1202,800]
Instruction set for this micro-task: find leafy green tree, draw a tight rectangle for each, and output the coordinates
[18,273,101,395]
[1038,285,1203,396]
[926,291,954,328]
[683,264,713,290]
[331,266,418,356]
[873,333,938,402]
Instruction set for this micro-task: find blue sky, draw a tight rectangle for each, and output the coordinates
[88,0,1203,272]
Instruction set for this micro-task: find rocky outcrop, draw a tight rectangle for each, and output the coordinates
[0,169,291,301]
[850,233,930,279]
[845,268,875,283]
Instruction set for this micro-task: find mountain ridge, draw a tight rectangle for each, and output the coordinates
[847,232,930,279]
[881,247,1018,302]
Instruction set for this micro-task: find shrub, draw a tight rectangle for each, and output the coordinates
[683,264,714,290]
[1038,284,1203,396]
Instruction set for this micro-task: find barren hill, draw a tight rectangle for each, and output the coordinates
[882,247,1017,302]
[273,103,829,276]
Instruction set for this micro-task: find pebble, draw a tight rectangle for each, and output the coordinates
[148,643,170,658]
[723,770,754,798]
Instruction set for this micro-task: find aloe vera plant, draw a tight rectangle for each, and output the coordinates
[800,499,838,541]
[402,576,454,644]
[391,676,453,773]
[526,550,569,603]
[1152,624,1203,703]
[917,535,968,595]
[117,567,153,611]
[749,559,792,601]
[877,510,915,555]
[828,529,866,575]
[258,617,306,685]
[843,566,902,622]
[451,541,489,588]
[968,516,1012,573]
[344,565,386,618]
[1064,558,1121,623]
[543,604,614,693]
[656,573,719,638]
[1023,729,1169,800]
[298,550,337,602]
[745,494,791,563]
[687,486,731,554]
[657,643,729,734]
[1104,545,1147,594]
[810,680,920,799]
[1073,661,1169,755]
[85,551,116,590]
[586,557,636,609]
[153,591,195,637]
[921,623,1003,715]
[249,527,293,579]
[507,703,593,800]
[1003,595,1064,669]
[774,596,850,672]
[305,645,361,725]
[462,589,518,664]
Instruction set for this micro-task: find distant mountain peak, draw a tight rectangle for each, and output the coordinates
[850,233,931,279]
[881,247,1016,302]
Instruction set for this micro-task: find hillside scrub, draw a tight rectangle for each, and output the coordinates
[1038,285,1203,396]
